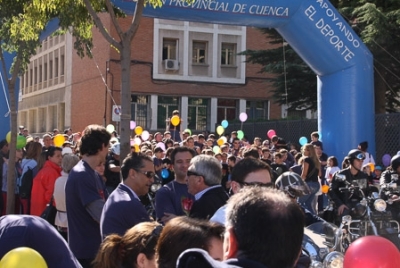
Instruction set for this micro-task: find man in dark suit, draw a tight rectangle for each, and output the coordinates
[187,155,229,219]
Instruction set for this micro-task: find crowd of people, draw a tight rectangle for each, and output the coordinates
[1,116,400,267]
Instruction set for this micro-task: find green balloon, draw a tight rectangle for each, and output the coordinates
[16,135,27,149]
[237,130,244,140]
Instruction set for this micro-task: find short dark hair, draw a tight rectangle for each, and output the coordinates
[242,148,260,159]
[0,139,8,149]
[121,152,153,180]
[311,131,319,138]
[170,147,196,164]
[231,158,271,184]
[79,125,111,156]
[156,216,224,268]
[45,146,62,159]
[226,187,304,267]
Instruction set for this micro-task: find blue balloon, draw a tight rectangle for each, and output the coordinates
[221,120,229,129]
[161,168,169,179]
[299,136,308,146]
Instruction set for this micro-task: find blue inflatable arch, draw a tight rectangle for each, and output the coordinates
[118,0,373,160]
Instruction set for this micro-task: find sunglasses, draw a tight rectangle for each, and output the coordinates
[137,170,156,178]
[239,181,274,188]
[187,170,202,177]
[144,225,163,248]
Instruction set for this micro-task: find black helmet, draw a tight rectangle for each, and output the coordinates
[275,171,310,198]
[347,149,365,162]
[391,155,400,170]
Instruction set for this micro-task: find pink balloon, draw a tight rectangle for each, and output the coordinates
[239,112,248,122]
[130,121,136,130]
[141,130,150,141]
[267,129,276,139]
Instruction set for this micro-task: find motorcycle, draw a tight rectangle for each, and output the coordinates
[379,173,400,221]
[302,221,344,267]
[333,174,400,252]
[140,174,162,219]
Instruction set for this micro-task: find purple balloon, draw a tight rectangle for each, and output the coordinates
[382,154,391,166]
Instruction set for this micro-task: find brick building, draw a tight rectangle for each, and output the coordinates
[17,16,283,135]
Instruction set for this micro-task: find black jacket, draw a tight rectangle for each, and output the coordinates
[190,186,229,220]
[328,167,368,207]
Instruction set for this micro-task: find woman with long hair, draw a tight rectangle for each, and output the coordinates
[93,221,162,268]
[30,146,62,216]
[18,141,42,214]
[299,143,321,215]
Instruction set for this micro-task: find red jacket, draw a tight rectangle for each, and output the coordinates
[30,160,62,216]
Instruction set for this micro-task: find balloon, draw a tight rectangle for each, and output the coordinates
[216,126,224,136]
[321,185,330,194]
[239,112,248,122]
[0,247,48,268]
[184,129,192,136]
[5,131,11,143]
[343,236,400,268]
[130,121,136,130]
[106,124,115,133]
[213,145,221,154]
[53,134,64,147]
[161,168,170,179]
[267,129,276,139]
[382,154,391,166]
[16,135,27,149]
[217,138,225,146]
[299,136,308,146]
[237,130,244,140]
[133,137,142,146]
[221,120,229,128]
[141,130,150,141]
[171,115,180,127]
[130,139,135,146]
[157,142,166,151]
[134,144,140,153]
[135,126,143,135]
[368,163,375,172]
[220,136,227,143]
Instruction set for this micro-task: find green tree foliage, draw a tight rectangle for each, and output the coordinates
[241,0,400,114]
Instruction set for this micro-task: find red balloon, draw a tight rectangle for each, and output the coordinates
[344,236,400,268]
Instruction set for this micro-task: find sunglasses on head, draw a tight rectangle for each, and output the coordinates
[144,225,163,248]
[239,181,274,188]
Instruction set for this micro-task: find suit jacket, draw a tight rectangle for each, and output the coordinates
[190,186,229,220]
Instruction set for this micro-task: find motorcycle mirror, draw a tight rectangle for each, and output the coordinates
[335,174,346,182]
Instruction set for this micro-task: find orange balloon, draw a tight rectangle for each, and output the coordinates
[53,134,65,147]
[171,115,180,127]
[321,185,330,194]
[368,163,375,172]
[217,138,224,146]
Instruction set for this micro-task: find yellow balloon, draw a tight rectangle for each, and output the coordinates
[216,126,224,136]
[135,126,143,135]
[5,131,11,143]
[217,138,224,146]
[134,144,140,153]
[171,116,180,127]
[0,247,48,268]
[53,134,65,147]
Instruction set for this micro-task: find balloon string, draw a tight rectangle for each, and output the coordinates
[0,69,11,117]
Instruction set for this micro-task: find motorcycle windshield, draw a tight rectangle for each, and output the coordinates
[305,221,338,250]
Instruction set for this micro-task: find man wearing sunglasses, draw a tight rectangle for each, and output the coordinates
[100,152,154,239]
[210,157,273,224]
[328,149,369,217]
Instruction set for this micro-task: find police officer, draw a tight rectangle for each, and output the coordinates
[328,149,369,217]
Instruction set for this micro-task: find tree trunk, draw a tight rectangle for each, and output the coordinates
[6,79,17,214]
[119,41,132,159]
